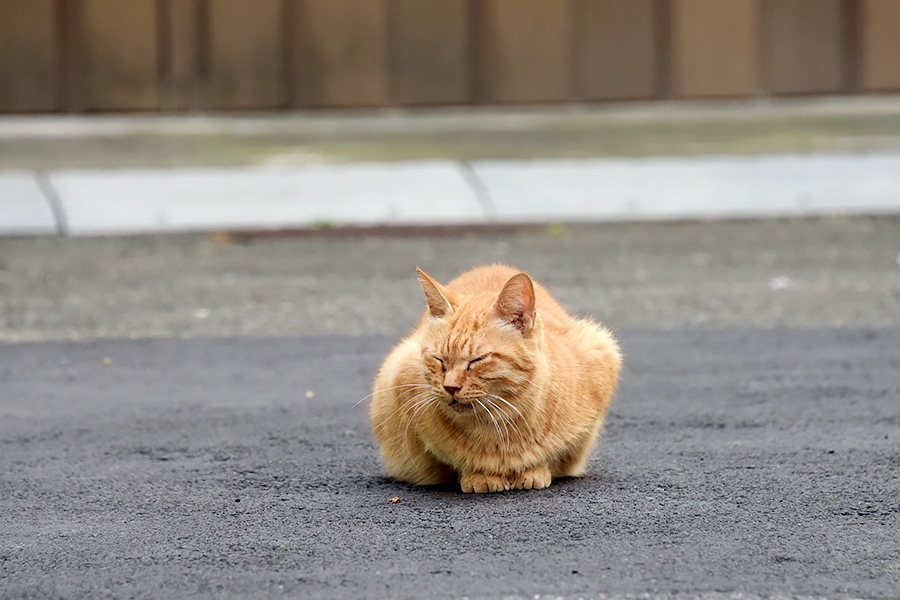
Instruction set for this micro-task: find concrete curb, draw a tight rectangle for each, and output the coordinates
[0,173,58,235]
[2,151,899,236]
[472,152,900,222]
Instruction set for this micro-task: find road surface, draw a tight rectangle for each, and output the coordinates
[2,328,898,599]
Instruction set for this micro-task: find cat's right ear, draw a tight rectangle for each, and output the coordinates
[416,268,453,319]
[494,273,536,334]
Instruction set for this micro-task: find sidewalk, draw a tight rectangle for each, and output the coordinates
[2,96,900,236]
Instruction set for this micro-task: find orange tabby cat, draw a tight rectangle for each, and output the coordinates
[369,264,621,493]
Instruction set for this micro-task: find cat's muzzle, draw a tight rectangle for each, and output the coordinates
[448,398,474,413]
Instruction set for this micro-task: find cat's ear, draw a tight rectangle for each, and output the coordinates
[417,268,453,318]
[493,273,536,334]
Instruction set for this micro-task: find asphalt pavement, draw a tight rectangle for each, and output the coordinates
[2,97,900,599]
[2,328,898,599]
[1,217,899,599]
[2,218,900,342]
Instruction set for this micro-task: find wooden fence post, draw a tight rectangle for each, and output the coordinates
[475,0,575,103]
[859,0,900,91]
[670,0,760,98]
[0,0,58,112]
[288,0,389,108]
[574,0,658,101]
[761,0,844,95]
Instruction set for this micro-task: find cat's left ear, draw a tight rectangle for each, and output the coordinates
[417,268,454,318]
[493,273,536,334]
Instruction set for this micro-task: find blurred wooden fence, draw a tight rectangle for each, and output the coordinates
[1,0,899,113]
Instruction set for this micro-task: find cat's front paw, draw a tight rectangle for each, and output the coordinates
[460,473,510,493]
[511,466,551,490]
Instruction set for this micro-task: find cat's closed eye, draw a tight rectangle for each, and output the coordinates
[467,355,489,370]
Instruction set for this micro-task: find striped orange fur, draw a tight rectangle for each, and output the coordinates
[369,264,622,493]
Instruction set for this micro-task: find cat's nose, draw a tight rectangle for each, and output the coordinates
[443,385,461,397]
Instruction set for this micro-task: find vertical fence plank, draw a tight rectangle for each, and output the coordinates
[476,0,574,103]
[290,0,389,108]
[207,0,285,109]
[841,0,860,93]
[670,0,759,98]
[160,0,200,110]
[574,0,657,101]
[761,0,843,94]
[389,0,470,105]
[77,0,159,110]
[0,0,57,112]
[860,0,900,91]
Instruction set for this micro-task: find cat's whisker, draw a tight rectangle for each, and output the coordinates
[403,396,438,460]
[472,404,487,430]
[481,397,510,438]
[397,393,437,427]
[484,393,525,422]
[375,390,435,432]
[474,399,505,456]
[353,383,431,408]
[354,384,430,410]
[481,397,520,451]
[392,302,422,320]
[476,399,510,457]
[486,393,534,438]
[374,392,431,431]
[485,398,523,443]
[397,395,434,455]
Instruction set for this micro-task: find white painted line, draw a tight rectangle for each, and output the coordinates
[0,173,58,235]
[471,153,900,222]
[48,161,485,236]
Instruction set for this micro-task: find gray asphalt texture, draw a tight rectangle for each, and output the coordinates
[3,216,900,599]
[3,218,900,343]
[2,327,899,599]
